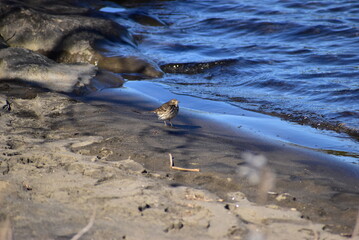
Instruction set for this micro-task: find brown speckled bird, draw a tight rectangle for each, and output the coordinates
[151,99,179,127]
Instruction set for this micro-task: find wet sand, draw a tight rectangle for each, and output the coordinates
[0,81,358,239]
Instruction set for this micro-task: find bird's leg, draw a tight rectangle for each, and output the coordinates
[169,120,173,127]
[163,121,167,126]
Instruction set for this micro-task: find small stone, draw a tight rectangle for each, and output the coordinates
[275,193,293,202]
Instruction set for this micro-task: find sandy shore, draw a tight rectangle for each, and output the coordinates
[0,81,358,239]
[0,0,358,239]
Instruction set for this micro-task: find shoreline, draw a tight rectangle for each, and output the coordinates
[0,0,358,239]
[85,82,359,234]
[86,81,359,180]
[0,81,358,239]
[122,80,359,164]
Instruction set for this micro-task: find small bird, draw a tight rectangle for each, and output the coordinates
[151,99,179,127]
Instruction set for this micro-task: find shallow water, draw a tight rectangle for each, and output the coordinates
[100,1,359,160]
[123,80,359,164]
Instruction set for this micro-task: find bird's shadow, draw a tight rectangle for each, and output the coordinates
[169,124,201,130]
[160,124,202,137]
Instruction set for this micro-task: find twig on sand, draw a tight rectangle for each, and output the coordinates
[169,153,200,172]
[71,209,96,240]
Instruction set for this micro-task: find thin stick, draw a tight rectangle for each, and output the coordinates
[169,153,173,167]
[71,209,96,240]
[169,153,200,172]
[171,166,200,172]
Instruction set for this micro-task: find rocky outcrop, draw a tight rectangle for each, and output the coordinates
[160,59,238,74]
[0,0,163,81]
[0,47,97,92]
[0,46,125,93]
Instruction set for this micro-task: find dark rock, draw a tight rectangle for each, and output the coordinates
[161,59,237,74]
[0,0,131,53]
[0,0,163,78]
[129,11,167,26]
[0,47,96,92]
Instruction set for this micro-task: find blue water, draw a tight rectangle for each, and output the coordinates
[100,1,359,159]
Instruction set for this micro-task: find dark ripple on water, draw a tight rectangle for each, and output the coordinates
[104,0,359,140]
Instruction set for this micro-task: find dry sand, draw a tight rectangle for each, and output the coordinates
[1,0,357,239]
[0,81,358,240]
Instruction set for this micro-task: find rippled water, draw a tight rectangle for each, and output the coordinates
[102,0,359,140]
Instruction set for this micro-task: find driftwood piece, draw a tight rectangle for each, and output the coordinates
[169,153,200,172]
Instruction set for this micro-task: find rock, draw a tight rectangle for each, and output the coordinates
[0,0,163,78]
[89,70,124,91]
[116,159,146,174]
[53,31,163,78]
[0,47,96,92]
[160,59,237,74]
[128,11,167,26]
[275,193,296,202]
[0,1,131,54]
